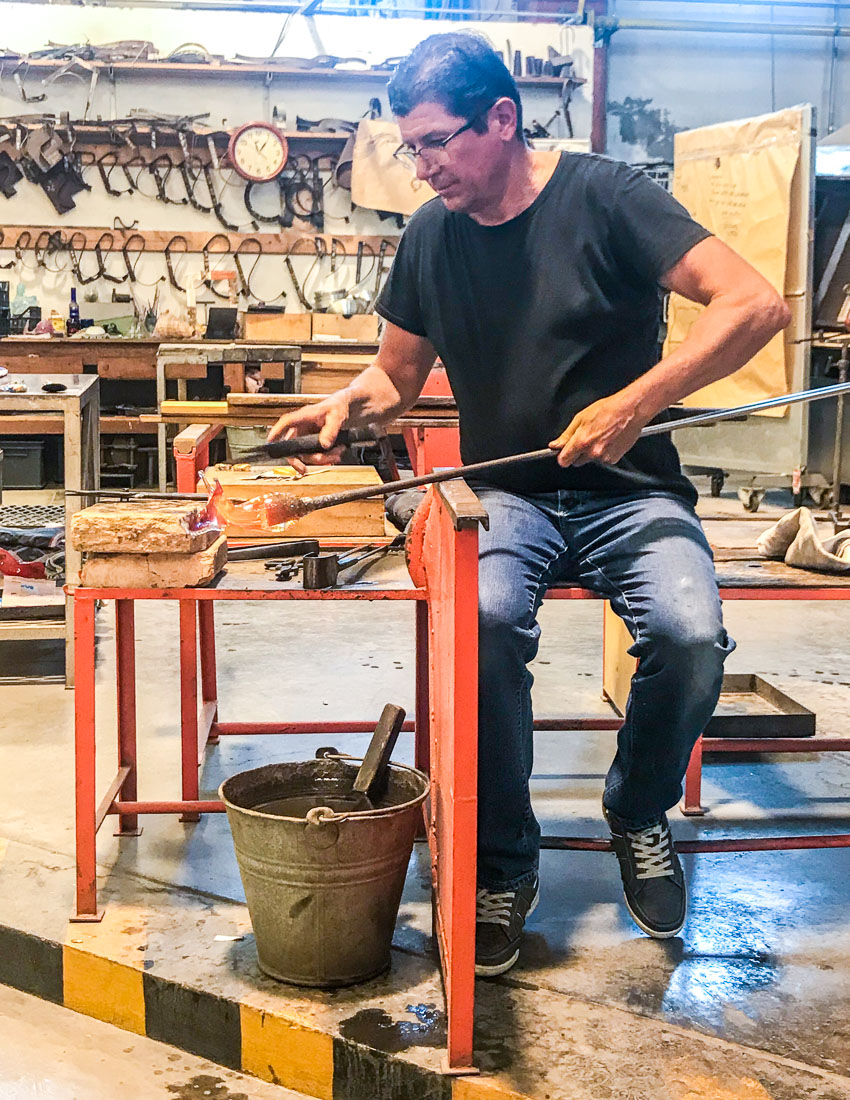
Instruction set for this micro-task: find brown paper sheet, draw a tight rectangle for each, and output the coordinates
[664,107,804,414]
[351,118,437,217]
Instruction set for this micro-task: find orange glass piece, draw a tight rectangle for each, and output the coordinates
[203,477,309,531]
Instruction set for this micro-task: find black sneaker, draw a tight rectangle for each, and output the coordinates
[603,807,686,938]
[474,876,539,977]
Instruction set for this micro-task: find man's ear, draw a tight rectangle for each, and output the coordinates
[490,97,518,141]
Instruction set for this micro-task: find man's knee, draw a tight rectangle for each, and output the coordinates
[637,613,732,678]
[479,583,538,671]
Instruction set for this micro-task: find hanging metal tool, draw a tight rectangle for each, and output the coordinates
[94,231,126,284]
[233,236,266,302]
[365,238,391,312]
[283,237,321,311]
[149,152,187,206]
[164,234,190,292]
[202,161,242,232]
[202,233,235,299]
[67,230,100,285]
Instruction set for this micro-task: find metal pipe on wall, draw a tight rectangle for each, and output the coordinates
[602,15,850,36]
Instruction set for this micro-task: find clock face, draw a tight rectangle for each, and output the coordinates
[229,123,289,182]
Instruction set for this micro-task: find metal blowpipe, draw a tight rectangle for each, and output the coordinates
[66,381,850,511]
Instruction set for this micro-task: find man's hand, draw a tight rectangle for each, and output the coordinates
[549,395,647,467]
[267,391,351,476]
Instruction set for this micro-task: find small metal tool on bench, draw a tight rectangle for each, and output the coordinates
[227,538,319,562]
[302,536,404,589]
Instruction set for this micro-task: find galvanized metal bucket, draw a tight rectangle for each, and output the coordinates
[220,756,429,987]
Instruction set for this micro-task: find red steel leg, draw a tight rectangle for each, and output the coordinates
[175,446,198,494]
[198,600,219,743]
[179,599,201,822]
[681,735,707,816]
[73,596,103,921]
[423,489,479,1073]
[414,600,430,774]
[114,600,142,836]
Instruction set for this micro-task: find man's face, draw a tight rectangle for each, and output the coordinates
[397,100,510,216]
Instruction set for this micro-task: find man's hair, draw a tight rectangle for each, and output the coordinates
[388,33,524,141]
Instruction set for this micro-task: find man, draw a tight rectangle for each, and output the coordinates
[270,33,790,976]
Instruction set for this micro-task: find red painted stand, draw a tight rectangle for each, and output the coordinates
[71,481,482,1072]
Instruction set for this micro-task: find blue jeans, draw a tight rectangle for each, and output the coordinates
[473,487,735,890]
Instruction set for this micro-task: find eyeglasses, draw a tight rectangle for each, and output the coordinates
[393,110,488,166]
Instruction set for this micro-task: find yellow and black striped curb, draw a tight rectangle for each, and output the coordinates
[0,921,532,1100]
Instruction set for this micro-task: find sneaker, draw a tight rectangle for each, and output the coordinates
[603,807,686,938]
[474,876,539,977]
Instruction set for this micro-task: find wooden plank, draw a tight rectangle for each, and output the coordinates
[1,226,400,255]
[242,312,312,342]
[310,314,380,342]
[0,356,85,374]
[98,359,157,379]
[227,392,455,408]
[436,481,489,531]
[0,414,64,434]
[602,602,636,716]
[174,424,222,454]
[301,366,361,394]
[222,364,245,393]
[164,361,207,380]
[301,353,375,367]
[258,362,288,381]
[101,417,157,434]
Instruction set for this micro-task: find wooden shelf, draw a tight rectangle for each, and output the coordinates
[2,55,565,89]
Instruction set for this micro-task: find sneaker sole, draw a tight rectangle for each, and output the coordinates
[474,888,539,977]
[623,891,686,939]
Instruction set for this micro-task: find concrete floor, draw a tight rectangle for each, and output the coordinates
[2,491,850,1096]
[0,983,311,1099]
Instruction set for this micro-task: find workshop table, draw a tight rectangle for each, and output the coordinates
[1,373,99,684]
[71,481,850,1073]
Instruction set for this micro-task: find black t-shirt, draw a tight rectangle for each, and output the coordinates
[376,152,711,501]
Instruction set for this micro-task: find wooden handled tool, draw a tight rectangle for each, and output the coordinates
[349,703,407,810]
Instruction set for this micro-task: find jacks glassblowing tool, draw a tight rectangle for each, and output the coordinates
[237,427,376,464]
[209,381,850,531]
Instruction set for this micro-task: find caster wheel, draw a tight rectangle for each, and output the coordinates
[792,490,804,508]
[809,488,833,509]
[710,473,726,498]
[738,488,764,513]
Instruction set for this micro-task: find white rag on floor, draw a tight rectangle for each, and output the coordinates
[756,506,850,573]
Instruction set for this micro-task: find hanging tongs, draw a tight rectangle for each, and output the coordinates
[284,237,321,311]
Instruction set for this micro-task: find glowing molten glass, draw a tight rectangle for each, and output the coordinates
[204,477,313,530]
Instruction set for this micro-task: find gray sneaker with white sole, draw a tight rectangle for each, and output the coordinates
[474,875,539,977]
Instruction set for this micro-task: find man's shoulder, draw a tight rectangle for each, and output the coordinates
[404,196,449,235]
[556,150,631,190]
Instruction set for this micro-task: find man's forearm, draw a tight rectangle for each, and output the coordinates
[624,291,790,423]
[338,364,421,429]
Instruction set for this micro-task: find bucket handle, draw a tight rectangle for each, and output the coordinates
[305,805,353,826]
